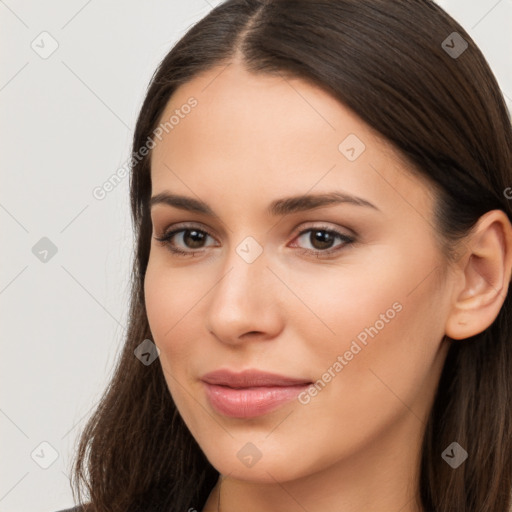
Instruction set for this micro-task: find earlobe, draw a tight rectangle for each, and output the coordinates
[445,210,512,341]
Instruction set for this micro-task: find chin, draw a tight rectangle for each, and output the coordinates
[200,438,318,484]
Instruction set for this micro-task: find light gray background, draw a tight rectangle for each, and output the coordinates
[1,1,511,511]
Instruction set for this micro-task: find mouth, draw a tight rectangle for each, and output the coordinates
[201,369,313,418]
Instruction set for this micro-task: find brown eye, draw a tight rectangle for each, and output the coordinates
[291,226,355,258]
[180,229,208,249]
[154,226,217,256]
[307,230,338,250]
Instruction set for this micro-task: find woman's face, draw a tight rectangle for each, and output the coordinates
[144,61,453,483]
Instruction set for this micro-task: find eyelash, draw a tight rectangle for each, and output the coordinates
[153,223,356,259]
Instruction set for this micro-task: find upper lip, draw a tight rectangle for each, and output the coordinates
[201,369,312,388]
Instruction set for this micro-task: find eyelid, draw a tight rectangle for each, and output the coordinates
[155,220,216,238]
[291,220,356,238]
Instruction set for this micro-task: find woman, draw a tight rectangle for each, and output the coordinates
[60,0,512,511]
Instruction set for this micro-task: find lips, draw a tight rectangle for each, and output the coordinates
[201,369,312,388]
[201,369,313,418]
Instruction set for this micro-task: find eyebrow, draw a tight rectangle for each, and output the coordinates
[149,191,380,216]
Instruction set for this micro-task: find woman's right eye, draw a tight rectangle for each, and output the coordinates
[154,227,217,257]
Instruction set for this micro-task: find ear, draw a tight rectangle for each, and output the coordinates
[445,209,512,340]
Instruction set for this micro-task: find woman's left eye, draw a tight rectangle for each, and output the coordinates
[290,227,355,257]
[153,225,355,258]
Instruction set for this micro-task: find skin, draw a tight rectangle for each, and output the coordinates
[144,59,512,512]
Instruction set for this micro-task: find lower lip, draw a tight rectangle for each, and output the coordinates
[202,382,310,418]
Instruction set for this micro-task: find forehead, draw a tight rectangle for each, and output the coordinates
[149,63,435,220]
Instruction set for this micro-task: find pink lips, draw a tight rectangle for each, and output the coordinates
[201,369,312,419]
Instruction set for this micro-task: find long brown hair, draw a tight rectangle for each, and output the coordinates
[70,1,512,511]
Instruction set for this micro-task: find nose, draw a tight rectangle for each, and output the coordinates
[204,243,284,346]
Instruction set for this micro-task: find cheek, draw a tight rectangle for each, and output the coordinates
[144,261,206,422]
[294,249,447,422]
[143,260,201,367]
[274,257,404,361]
[286,237,445,379]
